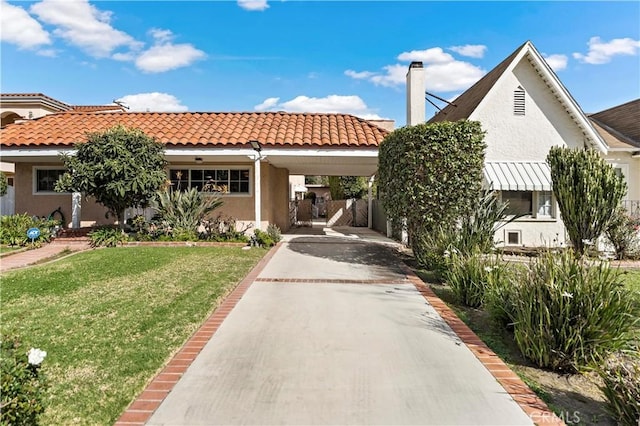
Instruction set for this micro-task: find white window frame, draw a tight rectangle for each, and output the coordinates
[32,166,68,195]
[499,190,556,221]
[168,166,253,198]
[609,162,629,201]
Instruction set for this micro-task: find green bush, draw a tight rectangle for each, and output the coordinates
[0,214,61,246]
[605,206,640,260]
[88,226,128,247]
[378,121,486,260]
[414,226,457,280]
[443,252,506,308]
[0,334,48,425]
[0,171,7,197]
[253,229,275,247]
[266,224,282,244]
[506,250,639,372]
[153,188,223,236]
[598,352,640,426]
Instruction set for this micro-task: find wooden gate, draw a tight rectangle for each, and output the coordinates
[326,199,368,227]
[289,199,313,227]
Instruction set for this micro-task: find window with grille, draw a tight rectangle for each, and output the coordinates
[169,168,250,194]
[514,86,525,116]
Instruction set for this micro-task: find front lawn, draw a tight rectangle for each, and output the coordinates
[1,246,266,425]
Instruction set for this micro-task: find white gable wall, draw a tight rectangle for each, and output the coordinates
[470,57,586,162]
[468,55,586,247]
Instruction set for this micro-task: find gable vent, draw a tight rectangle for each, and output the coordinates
[514,86,526,116]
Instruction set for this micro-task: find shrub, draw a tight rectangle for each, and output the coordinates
[605,206,640,260]
[547,147,627,256]
[153,188,223,236]
[0,214,60,247]
[443,252,506,308]
[266,224,282,244]
[507,250,639,372]
[0,171,7,197]
[0,334,47,425]
[88,226,128,247]
[597,352,640,426]
[378,121,486,260]
[414,226,457,280]
[253,229,275,247]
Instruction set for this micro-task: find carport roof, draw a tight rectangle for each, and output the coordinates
[0,111,389,148]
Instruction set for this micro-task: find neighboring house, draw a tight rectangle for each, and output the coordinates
[0,110,387,232]
[406,40,639,247]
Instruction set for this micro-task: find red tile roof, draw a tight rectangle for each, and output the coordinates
[70,105,127,112]
[0,111,388,148]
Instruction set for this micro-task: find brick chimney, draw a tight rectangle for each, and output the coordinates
[406,61,426,126]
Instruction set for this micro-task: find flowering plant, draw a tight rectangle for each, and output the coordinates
[27,348,47,366]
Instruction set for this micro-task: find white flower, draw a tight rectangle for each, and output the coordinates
[582,239,593,246]
[443,250,450,258]
[561,291,574,299]
[27,348,47,366]
[484,266,493,273]
[451,248,459,254]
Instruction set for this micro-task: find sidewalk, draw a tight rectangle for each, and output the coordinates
[0,240,91,273]
[116,230,561,425]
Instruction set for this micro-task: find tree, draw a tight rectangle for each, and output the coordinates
[378,120,486,255]
[0,172,7,197]
[547,146,627,256]
[56,125,168,228]
[328,176,367,199]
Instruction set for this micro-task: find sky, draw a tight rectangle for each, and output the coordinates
[1,0,639,127]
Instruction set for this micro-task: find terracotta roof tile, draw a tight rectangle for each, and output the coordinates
[70,105,127,112]
[0,111,388,148]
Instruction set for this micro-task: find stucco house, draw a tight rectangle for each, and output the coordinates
[406,40,639,247]
[0,105,388,232]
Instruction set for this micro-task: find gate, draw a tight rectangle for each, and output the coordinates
[326,199,368,227]
[289,199,313,227]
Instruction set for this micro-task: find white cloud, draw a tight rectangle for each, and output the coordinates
[254,97,280,111]
[397,47,454,63]
[448,44,487,58]
[0,0,51,50]
[543,54,568,71]
[344,70,376,80]
[573,36,640,64]
[253,95,386,120]
[135,29,206,73]
[31,0,142,58]
[237,0,269,11]
[116,93,189,112]
[346,46,485,92]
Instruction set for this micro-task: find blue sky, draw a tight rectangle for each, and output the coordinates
[2,1,639,126]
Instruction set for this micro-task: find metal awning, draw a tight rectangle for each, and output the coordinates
[483,162,552,191]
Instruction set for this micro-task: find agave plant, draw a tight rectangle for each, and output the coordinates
[153,188,224,235]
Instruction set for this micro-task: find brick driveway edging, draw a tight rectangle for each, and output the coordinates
[114,242,284,426]
[401,264,565,426]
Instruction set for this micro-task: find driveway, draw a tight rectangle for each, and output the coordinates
[146,229,533,425]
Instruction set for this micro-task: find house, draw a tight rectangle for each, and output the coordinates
[0,105,388,232]
[406,41,639,247]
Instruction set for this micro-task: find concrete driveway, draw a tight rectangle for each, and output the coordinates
[146,229,533,425]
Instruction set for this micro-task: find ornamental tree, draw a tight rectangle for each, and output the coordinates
[55,125,168,228]
[547,146,627,256]
[378,120,486,255]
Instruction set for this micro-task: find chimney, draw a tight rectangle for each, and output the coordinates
[406,61,426,126]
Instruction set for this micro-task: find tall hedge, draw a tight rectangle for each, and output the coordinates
[378,121,486,251]
[547,147,627,256]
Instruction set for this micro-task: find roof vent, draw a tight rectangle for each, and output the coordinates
[514,86,525,116]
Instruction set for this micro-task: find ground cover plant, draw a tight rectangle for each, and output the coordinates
[0,246,266,425]
[0,214,61,247]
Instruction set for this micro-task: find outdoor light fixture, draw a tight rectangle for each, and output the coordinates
[195,157,203,164]
[249,140,262,152]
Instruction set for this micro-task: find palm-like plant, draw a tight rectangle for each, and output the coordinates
[153,188,223,234]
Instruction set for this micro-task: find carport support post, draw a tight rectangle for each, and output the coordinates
[72,192,81,229]
[367,175,375,229]
[253,154,261,231]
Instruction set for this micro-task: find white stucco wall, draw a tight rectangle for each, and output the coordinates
[605,152,640,202]
[470,58,587,162]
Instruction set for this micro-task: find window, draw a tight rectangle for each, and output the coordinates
[514,86,525,116]
[169,168,250,194]
[502,191,532,216]
[35,169,65,193]
[506,230,521,246]
[536,191,553,217]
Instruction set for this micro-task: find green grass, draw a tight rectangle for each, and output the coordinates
[1,246,266,425]
[621,269,640,294]
[0,246,21,255]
